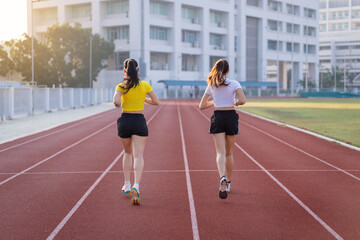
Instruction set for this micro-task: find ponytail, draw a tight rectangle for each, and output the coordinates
[121,58,140,94]
[207,59,229,89]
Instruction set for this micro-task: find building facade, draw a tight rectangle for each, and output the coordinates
[319,0,360,89]
[28,0,318,94]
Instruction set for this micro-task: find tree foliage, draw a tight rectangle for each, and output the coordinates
[0,44,14,77]
[45,23,114,87]
[5,34,56,86]
[1,23,114,88]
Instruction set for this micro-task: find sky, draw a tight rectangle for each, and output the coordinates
[0,0,28,43]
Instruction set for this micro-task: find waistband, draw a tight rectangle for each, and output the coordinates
[214,110,236,113]
[121,113,144,117]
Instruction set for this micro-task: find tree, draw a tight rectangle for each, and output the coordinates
[319,66,356,90]
[5,34,57,86]
[0,44,14,77]
[298,77,316,90]
[45,23,114,87]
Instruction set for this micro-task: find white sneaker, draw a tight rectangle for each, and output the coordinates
[226,181,231,193]
[219,176,228,199]
[121,184,131,193]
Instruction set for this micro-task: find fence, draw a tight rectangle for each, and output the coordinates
[0,87,113,120]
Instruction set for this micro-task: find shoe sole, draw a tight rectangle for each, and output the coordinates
[219,179,228,199]
[130,188,141,205]
[122,190,130,194]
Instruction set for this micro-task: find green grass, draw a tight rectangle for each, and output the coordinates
[240,98,360,147]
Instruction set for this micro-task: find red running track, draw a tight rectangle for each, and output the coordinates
[0,99,359,240]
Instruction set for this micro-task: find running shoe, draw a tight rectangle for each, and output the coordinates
[219,176,228,199]
[130,186,141,205]
[121,184,131,194]
[226,181,231,193]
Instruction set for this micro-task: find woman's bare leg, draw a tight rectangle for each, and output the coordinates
[212,133,226,178]
[131,135,147,185]
[225,135,236,181]
[120,137,132,182]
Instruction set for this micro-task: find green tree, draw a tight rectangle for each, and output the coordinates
[5,34,56,87]
[0,44,14,77]
[298,77,316,90]
[45,23,114,87]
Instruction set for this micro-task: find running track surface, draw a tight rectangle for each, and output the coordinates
[0,99,359,240]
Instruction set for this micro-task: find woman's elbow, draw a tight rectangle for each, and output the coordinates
[154,100,160,105]
[239,99,246,105]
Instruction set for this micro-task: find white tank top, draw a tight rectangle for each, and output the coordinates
[205,78,242,108]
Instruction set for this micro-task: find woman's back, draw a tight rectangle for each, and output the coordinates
[116,80,152,111]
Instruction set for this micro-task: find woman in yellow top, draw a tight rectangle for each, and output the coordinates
[113,58,159,205]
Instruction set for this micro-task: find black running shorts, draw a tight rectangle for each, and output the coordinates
[117,113,148,138]
[209,110,239,135]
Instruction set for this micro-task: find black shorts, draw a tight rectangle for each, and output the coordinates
[117,113,148,138]
[209,110,239,135]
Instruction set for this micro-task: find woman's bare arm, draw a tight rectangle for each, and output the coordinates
[199,93,214,110]
[145,91,160,105]
[113,91,122,107]
[234,88,246,106]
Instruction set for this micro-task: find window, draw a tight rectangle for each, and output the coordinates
[150,52,169,70]
[210,34,223,48]
[286,4,300,16]
[352,10,360,18]
[72,4,91,19]
[286,42,292,52]
[107,26,129,40]
[320,24,326,32]
[319,0,327,9]
[182,6,196,20]
[353,0,360,6]
[293,43,300,52]
[320,46,331,50]
[150,1,167,16]
[38,8,57,23]
[286,23,292,33]
[268,0,282,12]
[329,0,349,8]
[182,30,197,43]
[150,26,168,40]
[304,8,316,19]
[115,52,130,70]
[320,13,327,20]
[210,11,223,26]
[268,20,281,31]
[106,0,129,15]
[320,59,331,64]
[268,40,277,50]
[247,0,260,7]
[336,46,349,50]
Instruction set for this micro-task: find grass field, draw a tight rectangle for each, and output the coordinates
[239,98,360,147]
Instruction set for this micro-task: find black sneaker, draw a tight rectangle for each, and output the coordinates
[219,176,228,199]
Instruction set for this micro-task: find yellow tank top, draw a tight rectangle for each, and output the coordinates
[115,80,153,111]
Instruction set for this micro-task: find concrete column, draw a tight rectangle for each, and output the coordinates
[79,88,83,107]
[70,88,74,108]
[45,88,50,112]
[173,1,182,80]
[59,88,63,110]
[8,87,14,120]
[201,6,210,79]
[29,88,33,115]
[227,6,235,79]
[92,0,101,34]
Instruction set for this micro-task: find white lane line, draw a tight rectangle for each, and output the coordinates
[46,150,125,240]
[177,103,200,240]
[195,107,343,240]
[0,109,115,153]
[0,122,115,186]
[240,120,360,182]
[1,169,359,175]
[237,109,360,152]
[46,106,162,240]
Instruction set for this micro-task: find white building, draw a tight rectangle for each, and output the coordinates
[319,0,360,88]
[28,0,319,94]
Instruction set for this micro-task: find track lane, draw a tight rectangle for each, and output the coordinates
[237,110,360,174]
[0,105,158,240]
[195,102,360,239]
[181,101,338,239]
[48,102,195,240]
[0,109,118,175]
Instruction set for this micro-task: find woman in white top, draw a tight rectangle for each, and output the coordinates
[199,59,246,199]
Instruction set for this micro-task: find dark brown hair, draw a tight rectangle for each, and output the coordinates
[121,58,140,94]
[207,59,229,89]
